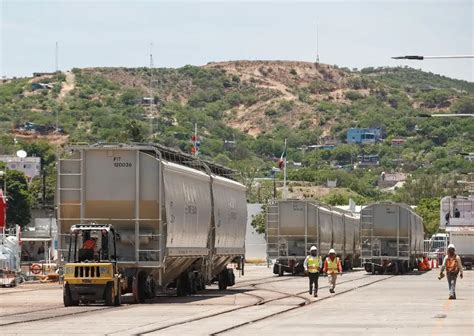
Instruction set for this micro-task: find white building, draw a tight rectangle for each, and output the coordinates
[0,156,41,182]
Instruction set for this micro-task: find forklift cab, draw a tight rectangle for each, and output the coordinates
[67,223,117,263]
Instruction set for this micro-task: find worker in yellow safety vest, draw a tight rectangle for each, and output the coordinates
[304,246,322,297]
[323,248,343,293]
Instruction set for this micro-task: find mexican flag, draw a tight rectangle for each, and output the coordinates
[277,142,287,169]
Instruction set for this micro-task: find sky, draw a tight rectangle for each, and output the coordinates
[1,0,473,81]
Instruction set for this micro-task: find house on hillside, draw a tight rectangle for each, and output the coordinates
[356,154,380,167]
[391,138,406,147]
[32,72,56,77]
[223,140,236,150]
[378,172,409,188]
[31,83,52,91]
[140,97,160,106]
[347,128,382,144]
[463,153,474,162]
[302,144,336,152]
[0,156,41,182]
[319,135,340,146]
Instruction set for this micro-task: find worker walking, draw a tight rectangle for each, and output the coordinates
[304,246,322,297]
[439,244,463,299]
[323,249,343,293]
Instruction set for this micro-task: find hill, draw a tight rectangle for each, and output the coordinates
[1,61,473,223]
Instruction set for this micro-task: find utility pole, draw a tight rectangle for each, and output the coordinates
[149,42,154,69]
[316,23,320,64]
[55,41,59,72]
[148,43,155,140]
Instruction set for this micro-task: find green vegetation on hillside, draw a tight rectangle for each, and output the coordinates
[0,62,473,233]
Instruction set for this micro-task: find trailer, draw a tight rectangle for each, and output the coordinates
[58,144,247,304]
[440,196,474,270]
[361,202,424,274]
[266,200,360,276]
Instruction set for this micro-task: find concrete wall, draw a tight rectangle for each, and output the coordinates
[245,204,266,260]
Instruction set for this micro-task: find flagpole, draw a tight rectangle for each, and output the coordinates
[283,138,287,200]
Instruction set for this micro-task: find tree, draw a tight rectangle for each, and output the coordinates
[323,192,348,206]
[4,170,31,228]
[126,120,146,142]
[451,97,474,114]
[415,198,440,236]
[120,88,142,105]
[251,205,267,234]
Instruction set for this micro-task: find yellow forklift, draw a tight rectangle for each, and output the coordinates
[62,223,121,306]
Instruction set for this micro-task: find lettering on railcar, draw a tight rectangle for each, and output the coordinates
[113,156,133,168]
[185,205,197,215]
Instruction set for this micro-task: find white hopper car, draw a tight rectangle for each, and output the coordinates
[58,144,247,301]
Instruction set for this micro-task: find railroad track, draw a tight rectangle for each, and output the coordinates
[133,273,381,335]
[0,273,385,334]
[210,274,395,335]
[0,286,59,296]
[0,304,135,327]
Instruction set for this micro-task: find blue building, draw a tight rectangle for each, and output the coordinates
[347,128,382,144]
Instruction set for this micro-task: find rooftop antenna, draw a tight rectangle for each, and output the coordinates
[316,23,320,64]
[55,41,59,72]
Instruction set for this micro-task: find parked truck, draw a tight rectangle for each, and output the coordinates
[58,144,247,305]
[440,196,474,270]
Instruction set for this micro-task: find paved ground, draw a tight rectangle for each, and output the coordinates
[0,266,472,335]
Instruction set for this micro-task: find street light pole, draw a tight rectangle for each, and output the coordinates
[0,167,7,229]
[392,55,474,60]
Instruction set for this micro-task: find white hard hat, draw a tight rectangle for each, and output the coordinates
[310,246,318,251]
[329,248,336,254]
[448,244,455,250]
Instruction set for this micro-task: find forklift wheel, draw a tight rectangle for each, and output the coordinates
[63,284,79,307]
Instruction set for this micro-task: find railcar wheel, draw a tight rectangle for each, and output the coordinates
[132,272,147,303]
[218,269,228,290]
[177,272,187,296]
[114,285,121,306]
[105,282,115,306]
[278,265,284,277]
[188,272,197,295]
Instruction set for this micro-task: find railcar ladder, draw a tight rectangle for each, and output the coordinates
[58,151,84,221]
[57,150,84,261]
[360,207,375,259]
[266,204,280,259]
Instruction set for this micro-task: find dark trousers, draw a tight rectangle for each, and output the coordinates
[308,272,319,293]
